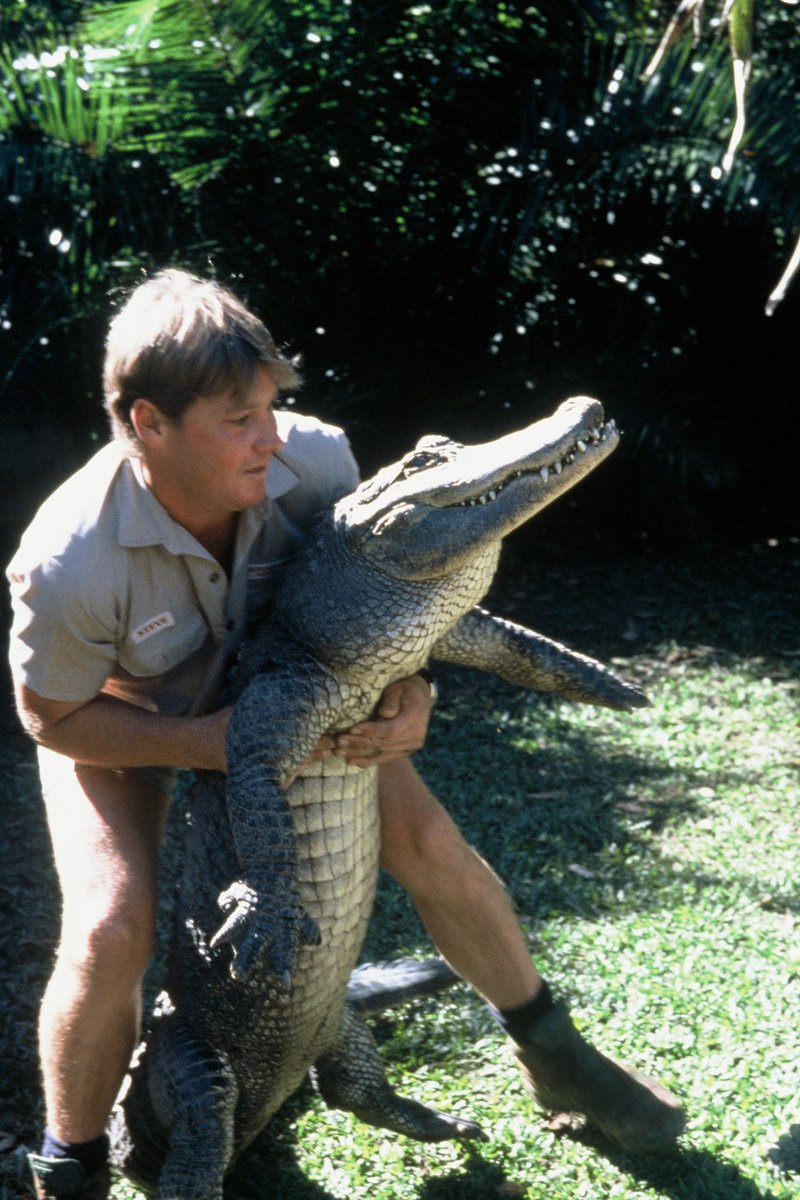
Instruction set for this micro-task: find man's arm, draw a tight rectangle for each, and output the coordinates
[17,661,434,780]
[15,683,231,773]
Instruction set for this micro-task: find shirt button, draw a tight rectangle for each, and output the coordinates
[209,571,221,583]
[225,618,235,631]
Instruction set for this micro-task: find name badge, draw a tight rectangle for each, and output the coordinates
[132,611,176,644]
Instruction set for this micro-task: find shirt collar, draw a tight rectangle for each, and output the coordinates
[266,451,300,501]
[114,455,202,555]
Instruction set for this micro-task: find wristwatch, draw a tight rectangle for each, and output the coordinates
[415,666,439,705]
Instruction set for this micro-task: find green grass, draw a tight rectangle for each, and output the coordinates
[287,659,798,1200]
[2,544,798,1200]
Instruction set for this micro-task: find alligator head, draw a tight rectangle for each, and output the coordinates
[338,396,618,579]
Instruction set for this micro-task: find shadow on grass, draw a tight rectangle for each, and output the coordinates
[566,1127,787,1200]
[767,1125,800,1177]
[407,1136,788,1200]
[222,1081,490,1200]
[0,733,58,1150]
[224,1122,789,1200]
[223,1092,340,1200]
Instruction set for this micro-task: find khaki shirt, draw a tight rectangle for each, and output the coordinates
[7,411,359,716]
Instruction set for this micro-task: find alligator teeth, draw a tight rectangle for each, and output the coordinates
[454,419,615,506]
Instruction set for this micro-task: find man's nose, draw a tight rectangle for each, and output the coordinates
[254,416,284,453]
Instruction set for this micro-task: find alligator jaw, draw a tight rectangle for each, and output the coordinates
[449,408,617,512]
[342,397,620,579]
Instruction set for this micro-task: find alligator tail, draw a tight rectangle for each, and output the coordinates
[346,957,460,1015]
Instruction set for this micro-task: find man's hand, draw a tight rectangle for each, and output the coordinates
[282,672,434,785]
[333,672,434,768]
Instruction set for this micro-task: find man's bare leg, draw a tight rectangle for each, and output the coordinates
[32,752,170,1194]
[377,757,686,1152]
[377,756,541,1011]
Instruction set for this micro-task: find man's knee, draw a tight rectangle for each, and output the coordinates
[380,788,471,884]
[37,753,167,987]
[59,893,157,987]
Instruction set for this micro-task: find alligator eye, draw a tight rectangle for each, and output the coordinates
[402,452,436,475]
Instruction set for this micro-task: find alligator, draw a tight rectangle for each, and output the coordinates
[111,396,647,1199]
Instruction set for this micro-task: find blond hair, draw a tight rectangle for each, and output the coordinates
[103,269,300,451]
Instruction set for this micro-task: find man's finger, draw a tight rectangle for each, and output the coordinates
[336,724,386,746]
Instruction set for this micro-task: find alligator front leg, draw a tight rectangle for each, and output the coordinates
[432,606,648,711]
[211,661,337,986]
[311,1005,486,1143]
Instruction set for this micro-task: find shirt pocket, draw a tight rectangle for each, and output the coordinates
[118,610,210,678]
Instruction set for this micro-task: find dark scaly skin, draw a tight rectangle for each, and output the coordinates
[433,606,645,710]
[112,399,645,1198]
[113,751,484,1199]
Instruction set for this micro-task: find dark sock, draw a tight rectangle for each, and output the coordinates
[40,1129,109,1177]
[489,979,556,1043]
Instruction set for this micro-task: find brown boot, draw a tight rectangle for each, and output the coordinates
[515,1001,686,1152]
[27,1155,111,1200]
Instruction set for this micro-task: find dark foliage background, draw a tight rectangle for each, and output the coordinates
[1,0,798,560]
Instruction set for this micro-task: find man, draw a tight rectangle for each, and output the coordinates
[7,270,684,1200]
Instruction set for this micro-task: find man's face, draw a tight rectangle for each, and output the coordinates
[140,366,284,529]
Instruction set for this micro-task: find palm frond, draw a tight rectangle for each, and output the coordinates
[0,43,128,153]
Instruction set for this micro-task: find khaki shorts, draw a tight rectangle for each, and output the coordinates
[112,765,179,796]
[37,746,178,801]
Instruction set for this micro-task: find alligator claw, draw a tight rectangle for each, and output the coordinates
[210,880,321,987]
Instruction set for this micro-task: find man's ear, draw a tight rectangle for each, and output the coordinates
[130,398,166,446]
